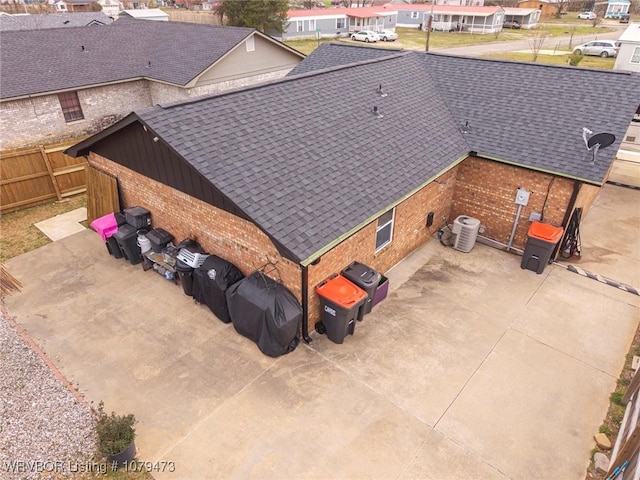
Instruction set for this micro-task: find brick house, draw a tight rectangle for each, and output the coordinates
[0,19,304,152]
[66,46,640,339]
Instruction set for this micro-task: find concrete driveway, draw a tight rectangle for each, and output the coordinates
[4,184,639,479]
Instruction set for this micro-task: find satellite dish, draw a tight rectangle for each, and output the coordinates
[582,130,616,164]
[587,132,615,150]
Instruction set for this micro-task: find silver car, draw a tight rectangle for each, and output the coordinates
[377,30,398,41]
[573,40,620,58]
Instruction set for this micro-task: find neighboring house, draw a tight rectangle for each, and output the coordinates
[394,4,506,33]
[518,0,565,18]
[605,0,630,19]
[614,22,640,152]
[282,7,398,41]
[118,8,168,20]
[502,7,541,29]
[61,0,95,12]
[66,45,640,337]
[54,0,68,11]
[0,12,113,31]
[98,0,122,18]
[0,19,305,151]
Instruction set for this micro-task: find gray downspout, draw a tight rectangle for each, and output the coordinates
[301,264,312,344]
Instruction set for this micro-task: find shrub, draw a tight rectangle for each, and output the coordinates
[95,401,136,457]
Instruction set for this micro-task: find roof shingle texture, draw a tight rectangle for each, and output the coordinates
[0,12,112,31]
[0,19,254,99]
[139,54,470,263]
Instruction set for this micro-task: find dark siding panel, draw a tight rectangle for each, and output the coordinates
[90,122,248,220]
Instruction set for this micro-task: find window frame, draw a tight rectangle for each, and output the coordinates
[245,35,255,52]
[375,208,395,253]
[336,17,345,29]
[57,91,84,123]
[631,46,640,64]
[296,20,303,32]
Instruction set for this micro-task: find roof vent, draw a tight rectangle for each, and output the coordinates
[373,106,383,118]
[147,60,152,68]
[81,45,85,52]
[376,84,387,97]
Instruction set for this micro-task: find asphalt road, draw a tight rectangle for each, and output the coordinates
[431,21,627,57]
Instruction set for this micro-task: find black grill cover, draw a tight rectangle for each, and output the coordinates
[226,271,302,357]
[192,255,244,323]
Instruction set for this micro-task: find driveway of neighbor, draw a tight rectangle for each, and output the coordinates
[4,184,639,479]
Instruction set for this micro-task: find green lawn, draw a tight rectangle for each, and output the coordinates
[481,51,616,69]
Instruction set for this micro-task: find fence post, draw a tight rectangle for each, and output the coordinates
[39,145,62,201]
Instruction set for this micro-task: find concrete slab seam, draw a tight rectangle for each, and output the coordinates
[0,301,93,415]
[554,262,640,297]
[150,355,283,464]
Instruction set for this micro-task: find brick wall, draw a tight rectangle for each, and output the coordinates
[307,167,459,328]
[0,80,152,152]
[89,153,302,301]
[451,156,575,250]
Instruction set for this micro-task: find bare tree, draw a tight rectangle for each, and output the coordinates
[567,24,577,49]
[528,30,549,62]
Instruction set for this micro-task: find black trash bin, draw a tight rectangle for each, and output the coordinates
[192,255,244,323]
[521,221,564,274]
[112,224,142,265]
[147,228,174,253]
[315,274,367,344]
[124,206,151,229]
[341,261,381,316]
[175,258,195,296]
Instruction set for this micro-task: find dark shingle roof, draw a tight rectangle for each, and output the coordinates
[0,12,113,31]
[294,44,640,184]
[138,53,469,263]
[0,19,257,99]
[288,42,402,76]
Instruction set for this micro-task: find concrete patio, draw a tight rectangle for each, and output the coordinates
[4,184,639,479]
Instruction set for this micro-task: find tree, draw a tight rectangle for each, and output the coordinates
[214,0,289,34]
[528,30,549,62]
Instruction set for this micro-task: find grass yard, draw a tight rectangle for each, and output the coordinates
[481,51,616,69]
[0,195,87,263]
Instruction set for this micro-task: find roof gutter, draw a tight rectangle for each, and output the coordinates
[300,152,468,267]
[476,152,605,187]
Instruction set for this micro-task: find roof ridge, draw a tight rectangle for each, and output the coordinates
[154,48,411,110]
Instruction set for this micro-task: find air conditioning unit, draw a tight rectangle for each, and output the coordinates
[451,215,481,253]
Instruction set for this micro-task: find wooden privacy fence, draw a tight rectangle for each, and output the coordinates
[86,165,120,225]
[607,369,640,479]
[0,141,88,214]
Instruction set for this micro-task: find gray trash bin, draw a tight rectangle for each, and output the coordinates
[341,261,381,316]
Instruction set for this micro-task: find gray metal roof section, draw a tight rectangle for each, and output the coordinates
[288,42,403,76]
[0,12,113,31]
[137,53,470,263]
[421,54,640,184]
[0,19,256,99]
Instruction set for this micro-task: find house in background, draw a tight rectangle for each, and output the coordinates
[0,11,113,30]
[502,7,541,29]
[0,19,305,151]
[604,0,630,19]
[65,45,640,337]
[282,6,398,41]
[394,4,508,33]
[613,22,640,153]
[517,0,565,18]
[118,8,168,21]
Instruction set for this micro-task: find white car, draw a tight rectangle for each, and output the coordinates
[377,30,398,42]
[577,11,597,20]
[351,30,379,43]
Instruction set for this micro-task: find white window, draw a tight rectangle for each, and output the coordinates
[631,46,640,64]
[296,20,303,32]
[411,11,419,19]
[336,18,345,29]
[308,19,315,31]
[375,208,395,252]
[245,36,255,52]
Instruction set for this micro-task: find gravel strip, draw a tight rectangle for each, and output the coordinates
[0,311,97,480]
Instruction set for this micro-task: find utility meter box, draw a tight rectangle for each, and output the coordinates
[515,188,530,206]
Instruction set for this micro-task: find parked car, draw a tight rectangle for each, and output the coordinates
[503,20,521,29]
[620,13,630,23]
[577,11,597,19]
[377,29,398,41]
[351,30,379,43]
[573,40,620,58]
